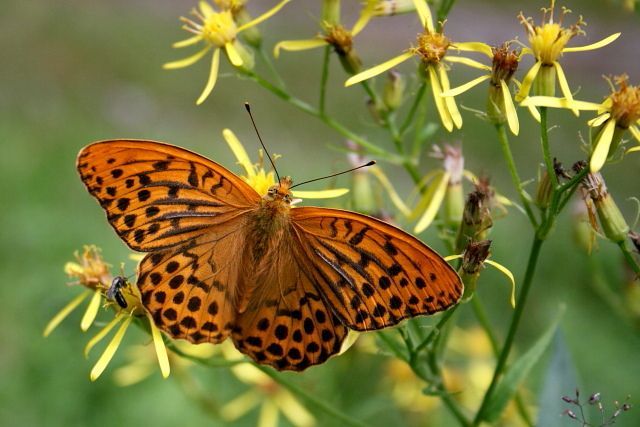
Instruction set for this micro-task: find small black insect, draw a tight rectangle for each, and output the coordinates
[107,276,128,308]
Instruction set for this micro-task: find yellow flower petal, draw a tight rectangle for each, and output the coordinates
[222,128,256,178]
[237,0,291,32]
[351,6,373,37]
[412,0,434,32]
[588,113,611,127]
[442,74,491,97]
[484,259,516,308]
[528,104,541,122]
[515,61,542,102]
[149,316,170,379]
[629,125,640,144]
[590,119,616,173]
[427,66,453,131]
[163,46,211,69]
[273,39,328,58]
[258,401,279,427]
[90,315,133,381]
[520,47,533,57]
[444,56,492,71]
[369,166,412,216]
[520,96,602,111]
[553,62,578,116]
[626,145,640,154]
[276,391,316,427]
[225,42,243,67]
[501,80,519,136]
[199,1,215,18]
[562,33,621,53]
[414,171,450,233]
[444,254,463,262]
[43,290,91,337]
[345,52,414,86]
[80,290,103,332]
[453,42,493,57]
[196,48,221,105]
[172,35,203,49]
[438,66,462,129]
[220,391,261,421]
[84,313,124,358]
[291,188,349,199]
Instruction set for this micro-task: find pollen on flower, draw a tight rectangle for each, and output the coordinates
[413,30,451,64]
[608,75,640,129]
[323,24,354,56]
[518,2,585,65]
[183,8,238,47]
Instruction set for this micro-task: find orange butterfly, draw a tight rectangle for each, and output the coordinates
[77,139,463,371]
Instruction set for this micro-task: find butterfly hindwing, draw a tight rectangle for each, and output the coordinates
[77,140,260,252]
[290,207,463,331]
[231,235,348,371]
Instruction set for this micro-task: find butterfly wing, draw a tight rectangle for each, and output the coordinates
[77,140,260,252]
[290,207,463,331]
[78,140,261,343]
[231,233,348,371]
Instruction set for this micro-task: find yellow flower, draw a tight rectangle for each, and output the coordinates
[222,129,349,199]
[164,0,291,105]
[46,246,170,381]
[515,0,620,104]
[521,75,640,172]
[219,344,315,427]
[345,0,481,132]
[443,43,521,135]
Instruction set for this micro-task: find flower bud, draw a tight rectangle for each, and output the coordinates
[577,165,630,244]
[535,170,553,209]
[230,40,255,70]
[571,197,596,254]
[459,240,492,301]
[439,145,464,230]
[324,25,361,75]
[383,70,405,111]
[487,43,519,126]
[235,8,262,47]
[455,178,493,253]
[347,142,376,215]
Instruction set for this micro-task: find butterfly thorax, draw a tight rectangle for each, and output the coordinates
[234,177,295,313]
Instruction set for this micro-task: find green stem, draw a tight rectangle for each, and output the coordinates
[319,46,331,115]
[411,307,456,358]
[243,70,390,157]
[495,123,538,227]
[400,82,427,135]
[258,47,287,90]
[540,107,559,189]
[473,236,544,425]
[619,241,640,277]
[471,297,534,427]
[254,365,369,427]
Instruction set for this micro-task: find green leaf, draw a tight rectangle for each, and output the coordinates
[536,330,580,427]
[483,305,565,423]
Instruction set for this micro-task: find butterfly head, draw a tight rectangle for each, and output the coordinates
[264,176,293,204]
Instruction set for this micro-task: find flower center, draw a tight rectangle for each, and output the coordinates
[609,75,640,129]
[491,44,519,86]
[324,25,353,56]
[519,3,584,65]
[202,10,238,46]
[414,30,450,64]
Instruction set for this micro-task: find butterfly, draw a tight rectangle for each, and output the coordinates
[77,139,463,371]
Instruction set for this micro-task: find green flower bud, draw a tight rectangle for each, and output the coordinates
[383,70,405,111]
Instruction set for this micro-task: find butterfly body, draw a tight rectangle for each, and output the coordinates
[78,139,463,371]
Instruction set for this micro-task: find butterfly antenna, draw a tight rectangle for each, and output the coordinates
[244,103,281,183]
[290,161,376,189]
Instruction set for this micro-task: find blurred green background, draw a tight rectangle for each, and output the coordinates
[1,0,639,426]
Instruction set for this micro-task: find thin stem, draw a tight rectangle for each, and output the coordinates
[400,82,427,135]
[495,123,538,227]
[319,46,331,115]
[258,47,287,89]
[618,241,640,277]
[471,297,534,427]
[540,107,559,189]
[473,236,544,425]
[254,365,369,427]
[412,307,456,358]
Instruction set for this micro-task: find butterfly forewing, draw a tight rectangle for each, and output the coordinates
[290,208,463,331]
[77,140,260,251]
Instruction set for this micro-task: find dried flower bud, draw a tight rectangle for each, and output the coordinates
[459,240,492,301]
[563,409,578,420]
[487,43,520,126]
[324,24,362,75]
[589,392,601,404]
[629,231,640,253]
[562,395,576,404]
[456,178,493,253]
[578,166,630,243]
